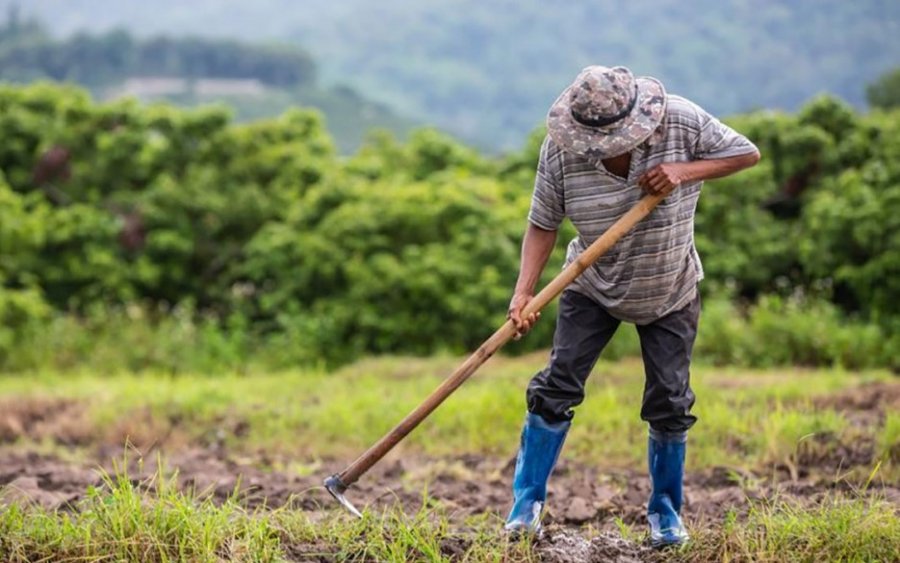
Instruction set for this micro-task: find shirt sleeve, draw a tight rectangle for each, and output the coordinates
[527,136,566,230]
[692,102,758,160]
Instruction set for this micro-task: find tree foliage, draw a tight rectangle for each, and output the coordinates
[0,83,897,368]
[866,67,900,110]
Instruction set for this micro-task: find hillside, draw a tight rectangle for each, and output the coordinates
[0,11,415,152]
[7,0,899,151]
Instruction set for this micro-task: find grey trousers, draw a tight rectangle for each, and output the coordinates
[526,289,699,433]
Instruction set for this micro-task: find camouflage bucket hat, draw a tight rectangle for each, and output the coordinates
[547,65,667,159]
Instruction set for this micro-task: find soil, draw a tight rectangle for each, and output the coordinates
[1,446,897,562]
[1,381,899,562]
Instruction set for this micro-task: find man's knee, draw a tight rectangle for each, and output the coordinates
[642,393,697,433]
[522,291,618,424]
[638,294,700,434]
[525,366,586,423]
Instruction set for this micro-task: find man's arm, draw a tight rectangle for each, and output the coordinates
[638,150,761,196]
[508,223,558,338]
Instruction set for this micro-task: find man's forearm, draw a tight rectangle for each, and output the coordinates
[682,151,760,183]
[640,150,760,195]
[515,224,558,294]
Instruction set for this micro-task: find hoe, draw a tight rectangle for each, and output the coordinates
[325,193,665,517]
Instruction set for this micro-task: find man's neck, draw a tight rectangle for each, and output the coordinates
[601,152,631,179]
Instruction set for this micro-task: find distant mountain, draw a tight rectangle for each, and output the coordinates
[0,10,415,153]
[7,0,899,151]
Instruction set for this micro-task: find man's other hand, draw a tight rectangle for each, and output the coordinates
[508,293,540,340]
[638,162,689,196]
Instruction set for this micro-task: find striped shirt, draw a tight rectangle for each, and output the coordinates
[528,95,758,324]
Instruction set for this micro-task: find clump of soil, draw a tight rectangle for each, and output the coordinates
[0,451,98,509]
[813,381,900,429]
[536,530,657,563]
[815,381,900,413]
[0,397,93,446]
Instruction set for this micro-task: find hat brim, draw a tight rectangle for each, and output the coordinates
[546,76,667,159]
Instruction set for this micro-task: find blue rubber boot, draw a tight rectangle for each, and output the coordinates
[647,429,689,548]
[505,412,570,536]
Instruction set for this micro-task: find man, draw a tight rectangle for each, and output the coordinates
[504,65,760,547]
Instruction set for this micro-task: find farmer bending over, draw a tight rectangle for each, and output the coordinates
[505,65,760,547]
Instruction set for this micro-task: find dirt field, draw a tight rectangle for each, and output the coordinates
[1,446,898,562]
[1,377,898,561]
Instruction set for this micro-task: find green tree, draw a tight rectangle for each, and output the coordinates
[866,67,900,110]
[1,82,898,368]
[800,113,900,319]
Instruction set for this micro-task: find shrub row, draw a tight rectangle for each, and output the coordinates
[1,85,897,370]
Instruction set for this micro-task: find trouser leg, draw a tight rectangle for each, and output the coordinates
[636,292,700,434]
[508,289,619,534]
[637,291,700,547]
[526,290,621,423]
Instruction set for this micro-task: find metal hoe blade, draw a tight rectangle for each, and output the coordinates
[324,474,363,518]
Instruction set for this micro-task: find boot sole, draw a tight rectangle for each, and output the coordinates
[650,538,688,550]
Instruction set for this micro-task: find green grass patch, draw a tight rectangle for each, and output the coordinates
[683,495,900,563]
[0,355,893,475]
[0,463,282,562]
[1,462,897,562]
[880,412,900,462]
[0,356,895,562]
[0,462,534,562]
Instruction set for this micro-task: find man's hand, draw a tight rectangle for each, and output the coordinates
[508,292,540,340]
[638,162,690,196]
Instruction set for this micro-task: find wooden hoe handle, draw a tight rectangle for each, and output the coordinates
[331,193,665,491]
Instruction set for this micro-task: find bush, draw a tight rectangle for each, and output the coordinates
[0,286,50,368]
[0,83,898,371]
[696,292,891,370]
[4,303,260,374]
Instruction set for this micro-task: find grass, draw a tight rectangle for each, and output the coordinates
[0,354,892,473]
[683,495,900,563]
[0,354,898,561]
[0,463,896,562]
[880,412,900,464]
[0,457,535,562]
[0,462,283,562]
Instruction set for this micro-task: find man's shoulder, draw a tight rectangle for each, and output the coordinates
[664,94,708,128]
[540,134,575,171]
[542,134,566,158]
